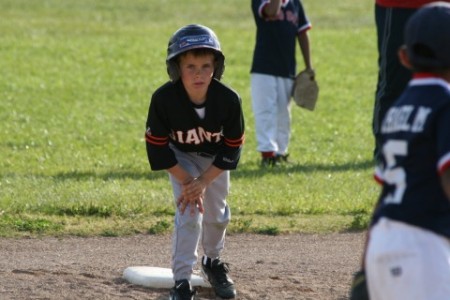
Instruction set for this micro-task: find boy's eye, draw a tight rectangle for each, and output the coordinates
[183,64,213,73]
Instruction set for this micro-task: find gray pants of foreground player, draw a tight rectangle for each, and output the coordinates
[169,148,230,281]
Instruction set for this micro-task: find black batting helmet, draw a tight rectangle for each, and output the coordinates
[166,24,225,82]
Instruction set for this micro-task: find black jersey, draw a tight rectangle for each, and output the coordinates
[145,79,245,171]
[372,75,450,238]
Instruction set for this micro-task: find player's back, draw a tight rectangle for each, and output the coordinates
[372,75,450,238]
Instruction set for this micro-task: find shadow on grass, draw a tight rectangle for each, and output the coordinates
[49,170,166,181]
[233,159,375,179]
[22,159,373,182]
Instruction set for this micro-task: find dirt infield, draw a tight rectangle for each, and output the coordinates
[0,232,365,300]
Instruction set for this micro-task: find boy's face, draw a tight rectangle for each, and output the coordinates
[179,52,215,103]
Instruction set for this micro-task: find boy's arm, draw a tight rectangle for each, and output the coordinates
[262,0,282,18]
[145,93,178,171]
[298,31,313,72]
[167,163,223,190]
[196,165,224,187]
[184,165,224,202]
[175,165,224,216]
[167,164,204,216]
[441,168,450,200]
[212,93,245,171]
[438,103,450,201]
[167,164,194,185]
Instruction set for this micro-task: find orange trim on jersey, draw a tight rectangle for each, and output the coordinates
[145,133,168,146]
[224,135,245,147]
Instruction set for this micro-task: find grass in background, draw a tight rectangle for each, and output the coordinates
[0,0,378,237]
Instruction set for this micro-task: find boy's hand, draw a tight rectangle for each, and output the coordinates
[292,68,319,111]
[177,194,204,216]
[177,178,207,216]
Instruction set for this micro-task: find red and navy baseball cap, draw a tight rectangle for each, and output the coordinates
[404,2,450,70]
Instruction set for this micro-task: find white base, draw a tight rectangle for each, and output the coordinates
[123,266,210,289]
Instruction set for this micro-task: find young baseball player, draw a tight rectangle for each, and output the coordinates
[145,24,245,300]
[250,0,314,167]
[351,3,450,300]
[372,0,450,163]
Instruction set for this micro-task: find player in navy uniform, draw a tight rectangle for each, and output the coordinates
[372,0,450,162]
[351,3,450,300]
[250,0,314,166]
[145,24,244,300]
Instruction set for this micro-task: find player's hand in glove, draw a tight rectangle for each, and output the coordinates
[349,269,369,300]
[304,68,315,80]
[292,68,319,111]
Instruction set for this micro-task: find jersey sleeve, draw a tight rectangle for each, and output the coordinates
[437,104,450,175]
[296,1,311,33]
[212,96,245,170]
[373,165,384,185]
[253,0,269,18]
[145,93,178,171]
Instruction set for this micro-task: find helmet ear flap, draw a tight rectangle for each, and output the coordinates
[213,54,225,80]
[166,60,180,82]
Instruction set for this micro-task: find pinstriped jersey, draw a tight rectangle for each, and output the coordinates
[145,79,245,171]
[372,75,450,238]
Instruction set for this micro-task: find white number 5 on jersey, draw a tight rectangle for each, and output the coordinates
[382,140,408,204]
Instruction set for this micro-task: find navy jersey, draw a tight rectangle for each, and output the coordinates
[372,75,450,238]
[376,0,450,8]
[145,79,245,171]
[250,0,311,78]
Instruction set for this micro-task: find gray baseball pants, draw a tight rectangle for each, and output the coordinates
[169,148,230,281]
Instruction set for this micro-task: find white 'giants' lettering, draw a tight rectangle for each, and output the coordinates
[185,129,200,144]
[171,127,222,144]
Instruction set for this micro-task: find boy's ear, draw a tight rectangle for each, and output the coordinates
[398,45,413,70]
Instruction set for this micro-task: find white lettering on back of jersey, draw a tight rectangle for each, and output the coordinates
[382,106,414,133]
[411,107,431,132]
[381,105,431,134]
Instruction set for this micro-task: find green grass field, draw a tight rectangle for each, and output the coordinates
[0,0,379,237]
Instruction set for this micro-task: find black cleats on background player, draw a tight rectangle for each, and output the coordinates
[201,257,236,299]
[261,156,278,167]
[261,153,290,167]
[275,153,290,164]
[169,279,196,300]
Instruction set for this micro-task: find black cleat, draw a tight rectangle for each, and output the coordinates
[169,279,196,300]
[261,156,278,167]
[275,153,290,164]
[202,256,236,299]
